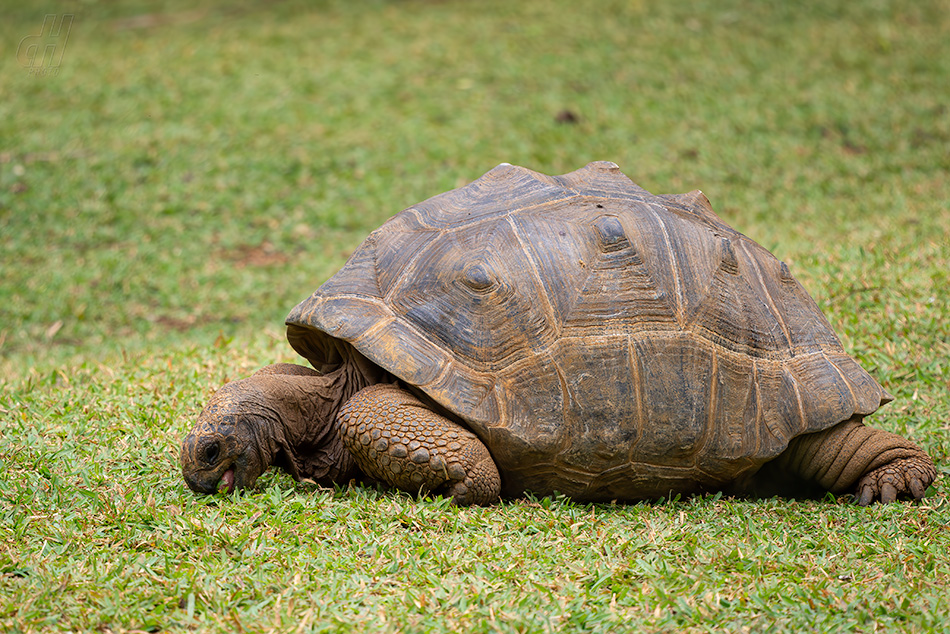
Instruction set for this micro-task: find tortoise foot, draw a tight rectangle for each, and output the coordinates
[441,453,503,506]
[855,456,937,505]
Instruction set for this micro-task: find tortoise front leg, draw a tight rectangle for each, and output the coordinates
[769,417,936,505]
[337,384,502,505]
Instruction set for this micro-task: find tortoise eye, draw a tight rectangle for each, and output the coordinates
[203,442,220,464]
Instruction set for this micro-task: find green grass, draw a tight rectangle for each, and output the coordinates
[2,0,949,631]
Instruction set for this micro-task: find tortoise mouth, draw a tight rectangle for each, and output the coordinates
[219,468,236,494]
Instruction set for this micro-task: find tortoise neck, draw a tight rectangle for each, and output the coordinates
[250,356,392,485]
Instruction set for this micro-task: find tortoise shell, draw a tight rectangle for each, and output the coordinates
[285,162,890,500]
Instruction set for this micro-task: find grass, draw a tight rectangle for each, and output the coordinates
[1,0,949,631]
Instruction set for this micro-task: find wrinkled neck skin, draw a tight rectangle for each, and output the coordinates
[181,354,389,494]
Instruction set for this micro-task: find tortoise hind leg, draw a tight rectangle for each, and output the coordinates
[766,417,936,505]
[337,383,502,506]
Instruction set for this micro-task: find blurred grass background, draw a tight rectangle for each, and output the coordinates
[1,0,949,631]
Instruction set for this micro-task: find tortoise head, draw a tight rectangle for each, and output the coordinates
[180,380,273,495]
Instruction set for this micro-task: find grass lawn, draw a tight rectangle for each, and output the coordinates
[2,0,949,631]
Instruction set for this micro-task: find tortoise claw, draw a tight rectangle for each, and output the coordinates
[855,456,936,505]
[880,482,897,504]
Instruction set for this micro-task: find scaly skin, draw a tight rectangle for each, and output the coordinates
[337,384,502,505]
[763,417,936,504]
[180,363,367,494]
[181,362,501,505]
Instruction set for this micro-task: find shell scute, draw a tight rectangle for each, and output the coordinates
[388,218,558,371]
[549,336,643,474]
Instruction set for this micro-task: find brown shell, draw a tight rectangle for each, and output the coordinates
[286,162,890,500]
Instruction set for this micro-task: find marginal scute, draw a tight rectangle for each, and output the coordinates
[423,363,499,428]
[551,335,642,474]
[627,334,715,462]
[353,319,448,387]
[786,353,860,432]
[695,351,761,474]
[301,296,391,342]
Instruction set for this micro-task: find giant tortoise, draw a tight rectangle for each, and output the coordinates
[181,161,936,505]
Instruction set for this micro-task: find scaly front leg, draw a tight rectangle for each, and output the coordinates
[337,383,501,505]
